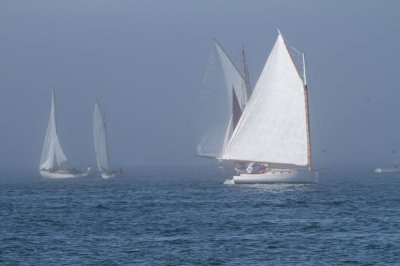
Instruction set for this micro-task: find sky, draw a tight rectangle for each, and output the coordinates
[0,0,399,171]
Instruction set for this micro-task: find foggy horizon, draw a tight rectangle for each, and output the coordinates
[1,0,400,171]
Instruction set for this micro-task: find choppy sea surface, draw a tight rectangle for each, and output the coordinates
[0,165,399,265]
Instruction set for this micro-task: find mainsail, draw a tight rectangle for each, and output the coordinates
[93,100,110,173]
[220,33,310,166]
[196,40,249,158]
[39,91,68,170]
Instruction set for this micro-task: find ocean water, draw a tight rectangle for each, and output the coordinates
[0,166,399,265]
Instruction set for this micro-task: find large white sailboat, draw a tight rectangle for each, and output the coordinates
[93,100,123,178]
[196,40,250,159]
[39,91,90,178]
[219,32,317,184]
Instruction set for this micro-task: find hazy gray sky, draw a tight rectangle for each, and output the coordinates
[0,0,399,170]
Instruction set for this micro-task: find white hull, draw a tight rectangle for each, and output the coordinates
[39,169,88,179]
[226,169,317,184]
[374,168,400,173]
[101,171,123,179]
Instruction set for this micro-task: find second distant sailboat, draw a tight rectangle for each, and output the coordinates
[93,100,123,178]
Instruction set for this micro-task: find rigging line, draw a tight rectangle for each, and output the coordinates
[289,44,303,56]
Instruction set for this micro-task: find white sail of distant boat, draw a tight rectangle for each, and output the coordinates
[374,157,400,173]
[220,31,317,184]
[93,100,123,178]
[39,90,90,178]
[196,40,249,158]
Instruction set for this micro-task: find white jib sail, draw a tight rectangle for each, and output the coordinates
[196,40,248,158]
[93,101,110,173]
[39,91,68,170]
[220,33,309,166]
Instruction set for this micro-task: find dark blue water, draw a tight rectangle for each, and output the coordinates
[1,166,399,265]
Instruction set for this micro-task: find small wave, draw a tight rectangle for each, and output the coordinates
[95,203,127,212]
[37,218,64,227]
[223,179,234,185]
[95,204,110,210]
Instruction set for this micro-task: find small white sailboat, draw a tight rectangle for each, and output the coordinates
[374,160,400,173]
[93,100,123,178]
[39,91,90,178]
[196,40,250,159]
[219,31,317,184]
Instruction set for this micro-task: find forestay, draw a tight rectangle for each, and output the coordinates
[40,91,68,170]
[93,101,110,172]
[220,34,309,166]
[196,40,248,158]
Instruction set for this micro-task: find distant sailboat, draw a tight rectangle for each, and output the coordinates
[93,100,123,178]
[374,160,400,173]
[39,91,90,178]
[196,40,250,159]
[219,31,317,184]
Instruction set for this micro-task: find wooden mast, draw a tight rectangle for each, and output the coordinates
[302,53,312,170]
[241,46,252,99]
